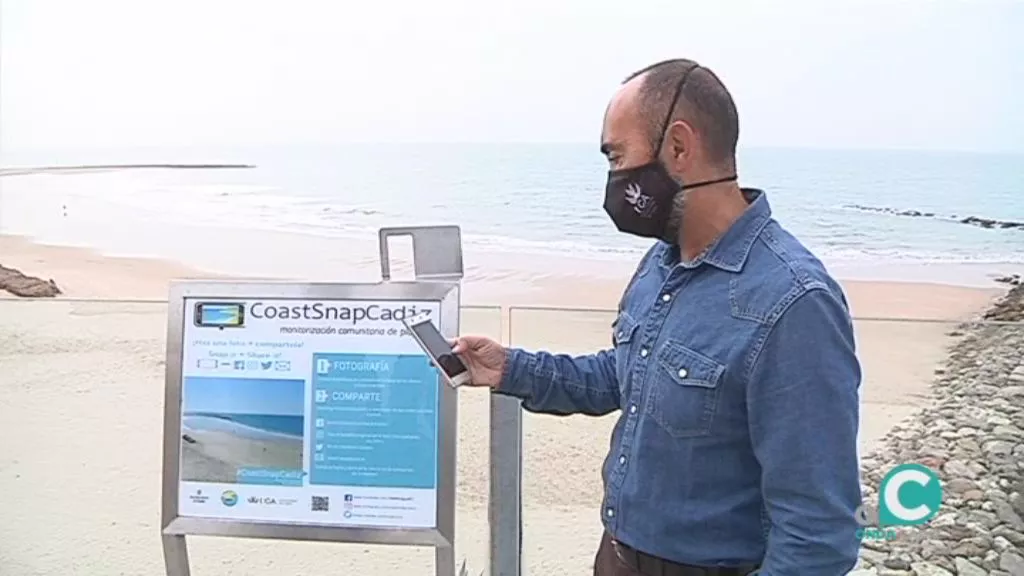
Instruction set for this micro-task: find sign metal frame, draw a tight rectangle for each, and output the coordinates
[159,225,524,576]
[161,280,460,571]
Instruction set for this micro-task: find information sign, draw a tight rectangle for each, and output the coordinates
[162,282,459,548]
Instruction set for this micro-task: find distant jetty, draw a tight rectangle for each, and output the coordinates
[844,203,1024,231]
[0,164,254,176]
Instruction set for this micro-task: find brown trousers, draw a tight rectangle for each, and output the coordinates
[592,532,759,576]
[593,531,640,575]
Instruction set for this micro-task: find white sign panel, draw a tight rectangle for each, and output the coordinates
[177,298,442,529]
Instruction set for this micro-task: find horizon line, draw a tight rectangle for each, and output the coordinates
[2,142,1021,156]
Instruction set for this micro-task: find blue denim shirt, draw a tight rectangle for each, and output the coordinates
[498,190,862,575]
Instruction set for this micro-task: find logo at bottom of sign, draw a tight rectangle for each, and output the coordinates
[855,463,943,541]
[220,490,238,507]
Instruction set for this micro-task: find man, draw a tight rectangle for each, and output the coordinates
[453,59,862,575]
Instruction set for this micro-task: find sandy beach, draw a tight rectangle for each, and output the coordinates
[180,422,304,484]
[0,231,1015,576]
[177,375,307,486]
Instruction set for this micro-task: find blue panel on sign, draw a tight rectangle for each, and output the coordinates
[309,353,439,489]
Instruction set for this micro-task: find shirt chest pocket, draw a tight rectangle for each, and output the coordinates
[646,339,726,438]
[611,311,640,397]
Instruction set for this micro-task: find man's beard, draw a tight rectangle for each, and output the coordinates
[664,191,686,244]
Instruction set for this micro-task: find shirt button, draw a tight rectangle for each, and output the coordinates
[678,368,688,378]
[616,331,623,339]
[640,348,649,357]
[661,293,671,302]
[619,455,627,465]
[629,404,638,414]
[606,508,615,518]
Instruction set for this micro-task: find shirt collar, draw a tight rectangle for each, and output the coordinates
[658,188,772,273]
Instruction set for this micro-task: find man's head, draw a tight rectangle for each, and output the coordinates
[601,58,739,178]
[600,59,742,248]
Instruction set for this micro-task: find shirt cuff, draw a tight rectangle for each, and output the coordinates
[495,348,532,398]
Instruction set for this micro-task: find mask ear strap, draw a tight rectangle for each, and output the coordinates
[679,174,738,191]
[653,64,701,153]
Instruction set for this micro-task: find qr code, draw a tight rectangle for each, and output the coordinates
[311,496,329,512]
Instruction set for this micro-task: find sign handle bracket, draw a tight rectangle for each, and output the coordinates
[379,225,464,282]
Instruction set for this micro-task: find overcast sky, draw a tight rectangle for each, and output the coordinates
[1,0,1021,152]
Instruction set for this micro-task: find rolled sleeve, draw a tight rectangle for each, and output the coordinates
[746,287,862,575]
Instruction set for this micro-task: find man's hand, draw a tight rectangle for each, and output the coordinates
[451,335,507,389]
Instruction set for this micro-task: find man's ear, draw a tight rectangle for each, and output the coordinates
[665,119,696,165]
[671,118,696,158]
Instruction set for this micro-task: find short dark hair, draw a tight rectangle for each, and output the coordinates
[624,59,739,166]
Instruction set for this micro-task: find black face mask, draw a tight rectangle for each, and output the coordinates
[603,65,737,243]
[604,166,737,242]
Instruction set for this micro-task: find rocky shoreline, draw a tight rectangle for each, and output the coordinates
[844,204,1024,231]
[852,284,1024,576]
[0,264,62,297]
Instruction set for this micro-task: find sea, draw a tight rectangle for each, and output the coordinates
[1,144,1022,268]
[182,412,305,440]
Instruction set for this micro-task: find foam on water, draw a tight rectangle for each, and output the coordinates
[182,415,302,441]
[2,145,1022,269]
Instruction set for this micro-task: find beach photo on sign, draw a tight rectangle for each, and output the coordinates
[180,377,305,484]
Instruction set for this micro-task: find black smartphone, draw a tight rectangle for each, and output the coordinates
[402,313,471,387]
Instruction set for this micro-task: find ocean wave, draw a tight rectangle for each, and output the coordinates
[182,415,303,441]
[85,187,1024,265]
[818,247,1024,265]
[70,180,640,258]
[14,170,1024,267]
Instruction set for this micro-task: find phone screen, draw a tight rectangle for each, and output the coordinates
[194,302,245,328]
[410,319,468,379]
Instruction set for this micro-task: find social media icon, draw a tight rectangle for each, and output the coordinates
[315,390,328,403]
[233,360,245,370]
[275,361,291,370]
[261,361,273,370]
[315,443,324,451]
[315,418,325,428]
[315,430,325,439]
[314,453,325,462]
[245,361,260,370]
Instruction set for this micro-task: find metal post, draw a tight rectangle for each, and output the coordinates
[490,308,523,576]
[489,395,523,576]
[379,226,465,576]
[436,545,457,576]
[162,535,191,576]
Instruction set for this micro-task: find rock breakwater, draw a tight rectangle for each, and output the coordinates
[843,204,1024,231]
[851,286,1024,575]
[0,264,62,297]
